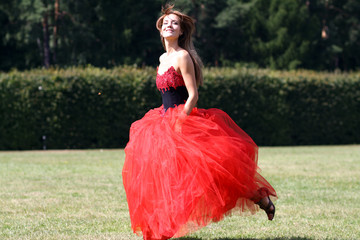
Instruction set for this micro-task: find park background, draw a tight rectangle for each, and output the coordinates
[1,0,360,70]
[0,1,360,240]
[1,0,359,150]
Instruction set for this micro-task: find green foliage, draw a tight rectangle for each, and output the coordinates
[0,66,159,149]
[200,67,360,145]
[2,0,360,71]
[0,0,164,70]
[1,66,359,149]
[214,0,318,69]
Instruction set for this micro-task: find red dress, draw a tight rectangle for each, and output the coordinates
[122,66,277,240]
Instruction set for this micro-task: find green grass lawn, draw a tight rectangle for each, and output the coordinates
[0,145,359,240]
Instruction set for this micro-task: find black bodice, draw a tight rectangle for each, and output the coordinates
[160,86,188,111]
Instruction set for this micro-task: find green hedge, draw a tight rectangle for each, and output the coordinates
[0,66,359,149]
[201,68,360,146]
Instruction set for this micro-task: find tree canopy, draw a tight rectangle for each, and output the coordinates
[1,0,359,71]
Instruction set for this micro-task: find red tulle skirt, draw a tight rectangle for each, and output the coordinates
[122,105,277,240]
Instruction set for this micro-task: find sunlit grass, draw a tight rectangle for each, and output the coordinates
[0,146,359,240]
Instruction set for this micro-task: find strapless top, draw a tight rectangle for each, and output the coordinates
[156,66,188,111]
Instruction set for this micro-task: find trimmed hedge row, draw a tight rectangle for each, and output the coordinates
[0,66,359,149]
[0,66,160,149]
[201,68,360,146]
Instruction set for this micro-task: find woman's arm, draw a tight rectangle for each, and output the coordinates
[178,50,198,115]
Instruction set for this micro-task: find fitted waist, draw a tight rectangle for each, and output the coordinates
[159,86,188,111]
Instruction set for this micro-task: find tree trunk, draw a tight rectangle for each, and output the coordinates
[53,0,59,64]
[112,24,115,65]
[42,12,50,68]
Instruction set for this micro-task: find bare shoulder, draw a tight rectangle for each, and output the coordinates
[177,49,192,64]
[178,49,190,58]
[159,53,167,63]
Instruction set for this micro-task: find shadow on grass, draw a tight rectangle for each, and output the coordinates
[177,237,315,240]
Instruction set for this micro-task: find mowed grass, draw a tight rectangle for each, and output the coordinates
[0,145,359,240]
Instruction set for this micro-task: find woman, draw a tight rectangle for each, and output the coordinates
[122,4,277,240]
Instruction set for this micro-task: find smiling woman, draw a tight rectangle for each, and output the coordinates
[156,6,203,87]
[161,14,182,39]
[122,4,277,240]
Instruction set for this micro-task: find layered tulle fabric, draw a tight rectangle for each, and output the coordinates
[123,104,277,240]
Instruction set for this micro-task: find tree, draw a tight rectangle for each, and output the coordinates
[0,0,44,70]
[0,0,165,70]
[317,0,360,70]
[1,0,359,71]
[213,0,320,69]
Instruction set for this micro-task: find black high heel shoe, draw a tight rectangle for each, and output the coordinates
[257,197,275,221]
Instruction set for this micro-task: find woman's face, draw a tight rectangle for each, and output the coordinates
[161,14,182,39]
